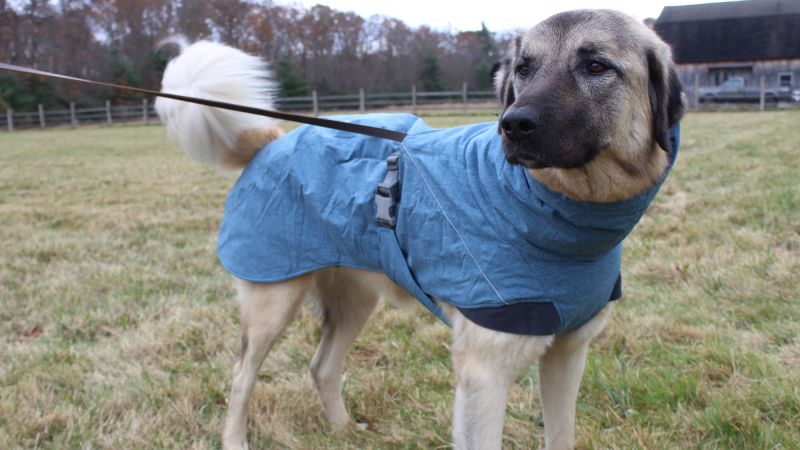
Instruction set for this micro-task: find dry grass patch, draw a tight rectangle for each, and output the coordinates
[1,111,798,448]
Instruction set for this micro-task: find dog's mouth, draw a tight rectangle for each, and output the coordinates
[504,150,549,169]
[502,138,603,170]
[502,138,550,168]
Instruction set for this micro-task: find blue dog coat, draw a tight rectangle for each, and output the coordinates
[218,114,679,335]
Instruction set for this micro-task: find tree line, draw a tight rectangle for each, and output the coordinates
[0,0,511,111]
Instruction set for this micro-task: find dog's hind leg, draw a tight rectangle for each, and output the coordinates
[223,275,312,450]
[448,309,553,450]
[538,304,612,450]
[309,269,380,428]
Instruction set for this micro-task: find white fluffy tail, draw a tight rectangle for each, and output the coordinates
[155,40,279,171]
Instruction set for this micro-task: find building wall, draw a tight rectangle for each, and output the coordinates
[676,59,800,88]
[655,14,800,65]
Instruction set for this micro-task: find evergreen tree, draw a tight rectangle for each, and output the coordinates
[419,49,445,91]
[110,51,143,103]
[478,22,496,59]
[474,59,494,91]
[475,22,498,90]
[0,75,61,111]
[276,57,309,98]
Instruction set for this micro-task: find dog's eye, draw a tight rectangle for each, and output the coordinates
[585,62,608,74]
[516,65,530,78]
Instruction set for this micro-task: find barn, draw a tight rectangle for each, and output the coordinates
[654,0,800,94]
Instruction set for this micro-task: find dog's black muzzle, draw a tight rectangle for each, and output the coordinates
[500,106,551,168]
[500,104,602,169]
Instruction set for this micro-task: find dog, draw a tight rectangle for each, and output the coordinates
[156,9,685,450]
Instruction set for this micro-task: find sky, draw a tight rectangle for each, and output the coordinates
[293,0,735,32]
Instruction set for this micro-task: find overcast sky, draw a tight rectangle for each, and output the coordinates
[293,0,734,32]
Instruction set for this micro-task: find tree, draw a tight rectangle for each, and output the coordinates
[0,73,61,110]
[209,0,254,48]
[176,0,211,40]
[0,0,513,109]
[419,49,445,91]
[0,0,16,62]
[475,22,498,90]
[91,0,174,93]
[275,57,308,98]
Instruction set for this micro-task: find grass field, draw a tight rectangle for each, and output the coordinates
[1,111,798,449]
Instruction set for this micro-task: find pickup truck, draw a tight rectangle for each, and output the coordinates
[697,76,795,103]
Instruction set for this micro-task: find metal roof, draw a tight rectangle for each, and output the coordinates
[656,0,800,23]
[654,0,800,63]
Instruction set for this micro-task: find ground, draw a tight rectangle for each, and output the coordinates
[0,111,798,449]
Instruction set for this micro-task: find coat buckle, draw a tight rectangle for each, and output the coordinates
[376,153,400,228]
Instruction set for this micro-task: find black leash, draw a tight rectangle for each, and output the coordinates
[0,62,408,142]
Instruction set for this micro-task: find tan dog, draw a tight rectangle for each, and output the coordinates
[156,9,685,450]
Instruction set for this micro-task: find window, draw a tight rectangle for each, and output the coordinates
[708,66,753,86]
[778,73,793,87]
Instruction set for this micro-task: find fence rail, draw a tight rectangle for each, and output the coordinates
[1,86,497,132]
[2,99,157,131]
[275,85,496,113]
[2,80,797,132]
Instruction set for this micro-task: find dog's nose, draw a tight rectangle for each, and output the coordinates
[500,107,539,141]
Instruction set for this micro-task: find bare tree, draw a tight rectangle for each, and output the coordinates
[1,0,508,110]
[175,0,212,41]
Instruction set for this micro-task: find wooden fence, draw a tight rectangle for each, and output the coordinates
[4,78,797,132]
[276,83,495,113]
[2,99,157,131]
[1,85,497,131]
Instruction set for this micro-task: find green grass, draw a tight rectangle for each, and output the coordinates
[1,111,798,449]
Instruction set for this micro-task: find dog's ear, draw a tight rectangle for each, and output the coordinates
[493,57,515,115]
[647,49,686,153]
[490,61,503,85]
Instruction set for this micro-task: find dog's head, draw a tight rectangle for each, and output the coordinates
[494,10,685,171]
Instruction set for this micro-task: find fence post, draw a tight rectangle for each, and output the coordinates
[312,90,319,116]
[143,99,149,124]
[359,88,366,113]
[759,75,766,111]
[38,104,45,129]
[462,81,468,114]
[412,84,417,115]
[693,73,700,110]
[70,102,77,128]
[106,100,112,125]
[6,108,12,132]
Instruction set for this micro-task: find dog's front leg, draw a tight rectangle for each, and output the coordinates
[538,305,613,450]
[452,353,515,450]
[449,310,552,450]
